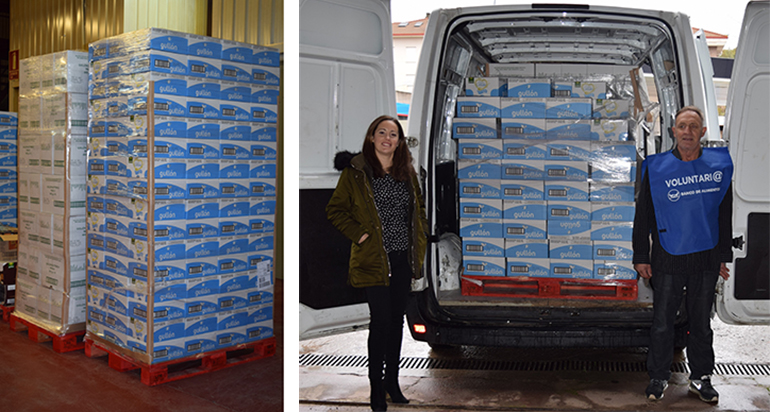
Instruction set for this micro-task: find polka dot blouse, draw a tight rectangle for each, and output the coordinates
[372,173,410,253]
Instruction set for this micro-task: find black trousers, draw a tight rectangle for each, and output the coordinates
[648,269,720,381]
[364,250,412,382]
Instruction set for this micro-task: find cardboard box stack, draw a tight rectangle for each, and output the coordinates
[457,62,636,287]
[86,28,278,364]
[0,111,18,229]
[15,51,89,333]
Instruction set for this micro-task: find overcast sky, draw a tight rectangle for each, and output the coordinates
[391,0,751,49]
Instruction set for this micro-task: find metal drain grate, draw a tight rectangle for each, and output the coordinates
[299,354,770,376]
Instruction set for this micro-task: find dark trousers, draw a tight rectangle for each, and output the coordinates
[364,250,412,382]
[648,269,720,381]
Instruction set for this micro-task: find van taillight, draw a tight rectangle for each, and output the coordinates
[413,324,426,334]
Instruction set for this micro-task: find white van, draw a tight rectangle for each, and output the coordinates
[299,0,770,346]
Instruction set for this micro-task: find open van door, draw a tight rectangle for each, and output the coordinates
[299,0,397,339]
[716,0,770,325]
[693,29,722,143]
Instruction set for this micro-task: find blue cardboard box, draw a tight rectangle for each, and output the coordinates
[457,159,501,180]
[457,97,500,118]
[460,218,503,238]
[500,98,547,119]
[501,181,544,200]
[452,118,498,139]
[549,239,593,260]
[504,239,548,259]
[550,259,593,278]
[547,219,592,239]
[503,219,547,239]
[462,237,505,258]
[458,139,503,160]
[463,256,507,276]
[500,119,546,139]
[547,201,591,221]
[459,198,503,219]
[458,179,502,199]
[501,160,545,180]
[546,98,592,119]
[507,258,550,277]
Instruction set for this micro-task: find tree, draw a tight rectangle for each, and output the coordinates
[720,48,736,59]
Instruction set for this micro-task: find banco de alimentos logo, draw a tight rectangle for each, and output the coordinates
[668,189,680,202]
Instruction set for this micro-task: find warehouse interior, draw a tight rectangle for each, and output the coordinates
[0,0,284,410]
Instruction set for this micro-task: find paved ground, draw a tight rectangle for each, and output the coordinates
[298,318,770,411]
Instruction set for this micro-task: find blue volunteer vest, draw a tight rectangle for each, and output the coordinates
[643,147,733,255]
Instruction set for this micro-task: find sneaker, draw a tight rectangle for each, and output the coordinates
[689,375,719,403]
[646,379,668,401]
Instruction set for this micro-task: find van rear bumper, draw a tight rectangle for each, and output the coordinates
[405,290,687,348]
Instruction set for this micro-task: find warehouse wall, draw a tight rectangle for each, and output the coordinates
[7,0,285,279]
[211,0,282,50]
[10,0,121,60]
[123,0,207,34]
[0,1,9,111]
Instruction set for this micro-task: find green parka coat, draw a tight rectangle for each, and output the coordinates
[326,152,428,288]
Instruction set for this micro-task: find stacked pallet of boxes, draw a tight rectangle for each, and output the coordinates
[85,28,278,364]
[0,111,18,229]
[0,112,18,308]
[14,52,89,332]
[457,63,637,295]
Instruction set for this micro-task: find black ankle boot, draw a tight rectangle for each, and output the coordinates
[384,375,409,404]
[370,379,387,411]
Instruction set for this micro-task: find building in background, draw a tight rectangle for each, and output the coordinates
[693,27,729,57]
[392,14,428,128]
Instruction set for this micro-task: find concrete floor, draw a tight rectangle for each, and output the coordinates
[0,279,283,412]
[299,319,770,411]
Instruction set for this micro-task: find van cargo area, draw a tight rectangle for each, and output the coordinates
[408,5,705,347]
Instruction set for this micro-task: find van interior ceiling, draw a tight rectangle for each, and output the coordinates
[435,11,683,163]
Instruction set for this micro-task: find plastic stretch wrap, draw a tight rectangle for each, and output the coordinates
[0,111,17,229]
[13,275,86,335]
[85,29,278,364]
[19,51,89,98]
[454,62,648,283]
[15,51,89,335]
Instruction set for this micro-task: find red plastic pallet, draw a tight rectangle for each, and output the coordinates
[8,314,86,353]
[1,305,12,322]
[461,275,638,301]
[85,336,277,386]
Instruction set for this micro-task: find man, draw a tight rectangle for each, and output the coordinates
[633,106,734,403]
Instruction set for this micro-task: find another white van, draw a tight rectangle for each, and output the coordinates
[299,0,770,346]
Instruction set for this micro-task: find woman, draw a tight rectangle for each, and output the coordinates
[326,115,428,411]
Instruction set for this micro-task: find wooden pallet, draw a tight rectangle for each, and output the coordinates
[8,314,86,353]
[461,275,638,300]
[85,336,277,386]
[1,305,12,322]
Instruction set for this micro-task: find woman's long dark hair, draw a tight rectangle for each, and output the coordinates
[361,115,415,182]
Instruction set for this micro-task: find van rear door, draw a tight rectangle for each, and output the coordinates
[693,29,721,143]
[716,0,770,325]
[299,0,397,339]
